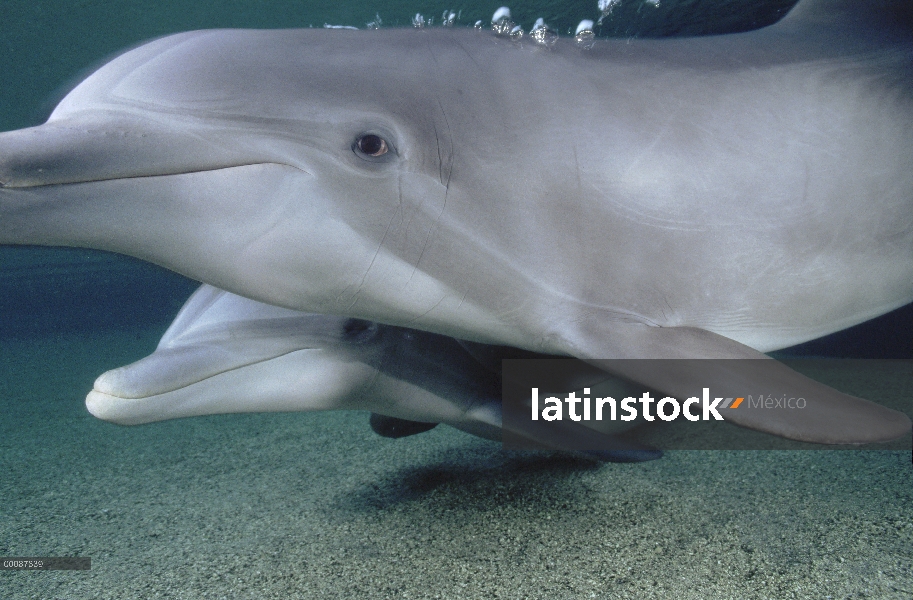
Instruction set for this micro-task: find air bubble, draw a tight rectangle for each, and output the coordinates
[575,19,595,36]
[598,0,622,23]
[530,18,558,47]
[492,7,512,22]
[575,20,596,49]
[491,6,515,36]
[366,13,382,29]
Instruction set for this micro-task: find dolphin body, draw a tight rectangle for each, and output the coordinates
[87,283,662,462]
[1,0,911,444]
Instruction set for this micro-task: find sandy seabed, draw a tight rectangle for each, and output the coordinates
[1,327,911,600]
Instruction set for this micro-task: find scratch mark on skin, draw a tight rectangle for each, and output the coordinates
[406,98,453,287]
[622,119,671,181]
[456,289,468,310]
[436,97,455,189]
[453,37,483,71]
[661,296,675,324]
[433,122,445,186]
[573,143,582,192]
[340,178,403,309]
[424,34,441,70]
[406,294,447,327]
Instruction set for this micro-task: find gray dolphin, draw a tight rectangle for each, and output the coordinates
[0,0,911,444]
[86,283,660,462]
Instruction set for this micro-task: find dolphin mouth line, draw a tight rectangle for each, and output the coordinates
[0,162,309,189]
[92,347,311,400]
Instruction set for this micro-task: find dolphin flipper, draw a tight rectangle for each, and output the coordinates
[369,413,438,438]
[569,322,911,445]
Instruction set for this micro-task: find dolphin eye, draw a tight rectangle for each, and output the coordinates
[355,134,388,157]
[342,318,379,342]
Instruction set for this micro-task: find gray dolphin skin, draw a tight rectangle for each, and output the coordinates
[0,0,911,445]
[87,283,661,462]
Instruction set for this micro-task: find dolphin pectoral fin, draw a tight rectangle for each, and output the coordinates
[369,413,439,438]
[574,324,911,445]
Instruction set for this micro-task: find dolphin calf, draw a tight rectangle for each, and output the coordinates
[0,0,911,444]
[87,283,661,462]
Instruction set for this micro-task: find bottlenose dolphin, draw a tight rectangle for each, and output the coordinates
[86,283,661,461]
[0,0,911,444]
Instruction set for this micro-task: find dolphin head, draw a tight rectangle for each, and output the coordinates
[85,283,503,428]
[85,283,661,462]
[0,29,513,334]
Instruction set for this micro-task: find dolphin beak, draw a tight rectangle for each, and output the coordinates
[0,114,311,282]
[0,115,281,189]
[85,347,372,425]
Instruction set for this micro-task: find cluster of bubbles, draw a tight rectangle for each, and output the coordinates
[597,0,623,23]
[323,1,662,47]
[411,9,460,28]
[530,18,559,48]
[598,0,659,24]
[486,7,526,40]
[484,7,596,48]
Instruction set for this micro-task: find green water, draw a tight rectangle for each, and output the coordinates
[0,3,910,599]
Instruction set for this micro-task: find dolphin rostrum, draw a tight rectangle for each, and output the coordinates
[1,0,911,445]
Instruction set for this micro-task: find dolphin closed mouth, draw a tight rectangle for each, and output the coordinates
[0,116,306,189]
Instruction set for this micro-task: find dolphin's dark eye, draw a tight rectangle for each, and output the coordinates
[342,318,378,342]
[355,134,388,157]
